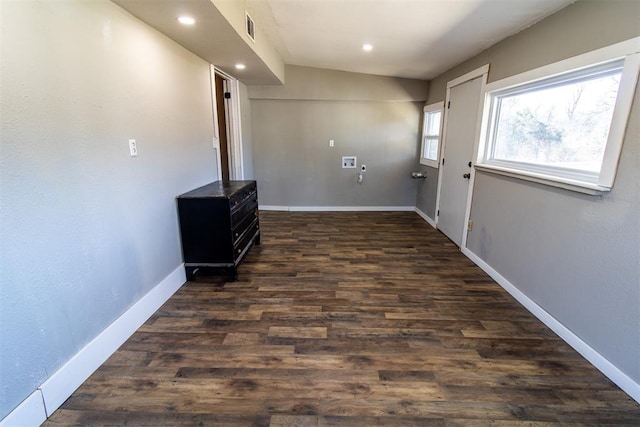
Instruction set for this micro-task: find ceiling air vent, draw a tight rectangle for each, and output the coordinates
[246,12,255,42]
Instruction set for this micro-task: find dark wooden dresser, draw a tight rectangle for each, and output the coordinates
[177,180,259,281]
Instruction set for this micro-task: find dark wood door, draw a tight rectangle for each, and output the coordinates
[215,74,230,181]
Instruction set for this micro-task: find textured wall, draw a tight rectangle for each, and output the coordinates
[251,99,422,207]
[428,0,640,103]
[249,65,429,102]
[249,65,428,208]
[0,0,217,418]
[467,87,640,378]
[422,0,640,383]
[418,0,640,218]
[414,164,439,219]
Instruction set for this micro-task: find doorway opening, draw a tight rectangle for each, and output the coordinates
[215,73,230,181]
[210,65,244,181]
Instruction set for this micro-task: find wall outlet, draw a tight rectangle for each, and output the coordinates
[342,156,356,168]
[329,139,335,148]
[128,139,138,157]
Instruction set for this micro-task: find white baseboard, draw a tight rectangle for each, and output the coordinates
[1,265,186,426]
[7,234,635,425]
[0,389,46,427]
[259,205,416,212]
[258,205,289,211]
[462,247,640,404]
[414,207,437,228]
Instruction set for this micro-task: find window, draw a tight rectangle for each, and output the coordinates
[420,102,444,168]
[477,39,640,193]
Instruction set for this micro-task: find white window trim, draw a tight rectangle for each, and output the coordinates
[419,102,444,168]
[476,37,640,194]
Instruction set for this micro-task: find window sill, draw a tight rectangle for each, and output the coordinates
[419,159,439,169]
[474,164,611,195]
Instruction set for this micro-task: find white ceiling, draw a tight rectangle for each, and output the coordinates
[113,0,284,85]
[248,0,575,80]
[114,0,576,84]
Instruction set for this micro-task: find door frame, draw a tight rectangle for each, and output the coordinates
[434,64,489,249]
[209,65,245,181]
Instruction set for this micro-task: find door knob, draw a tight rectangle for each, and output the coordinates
[463,173,471,179]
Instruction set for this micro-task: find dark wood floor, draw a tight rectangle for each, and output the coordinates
[45,211,639,426]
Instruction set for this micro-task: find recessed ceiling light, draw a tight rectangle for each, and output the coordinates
[362,43,373,52]
[177,16,195,26]
[235,63,246,70]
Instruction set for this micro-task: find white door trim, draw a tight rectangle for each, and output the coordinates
[224,78,245,180]
[447,64,489,89]
[434,64,489,247]
[460,67,490,250]
[210,66,244,181]
[209,65,222,181]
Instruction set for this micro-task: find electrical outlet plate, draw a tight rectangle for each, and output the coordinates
[342,156,356,168]
[128,139,138,157]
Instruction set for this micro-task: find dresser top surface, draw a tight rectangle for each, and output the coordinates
[177,180,256,199]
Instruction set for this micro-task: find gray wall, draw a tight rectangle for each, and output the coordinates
[414,164,439,219]
[249,65,429,207]
[0,0,217,419]
[416,0,640,217]
[423,0,640,383]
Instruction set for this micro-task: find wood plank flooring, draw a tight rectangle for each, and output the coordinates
[44,211,640,426]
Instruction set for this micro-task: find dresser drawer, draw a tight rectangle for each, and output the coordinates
[231,197,258,231]
[233,221,259,260]
[230,183,257,208]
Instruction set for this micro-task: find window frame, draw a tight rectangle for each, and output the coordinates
[476,38,640,194]
[420,102,445,168]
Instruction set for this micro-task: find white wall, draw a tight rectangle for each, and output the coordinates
[0,0,217,419]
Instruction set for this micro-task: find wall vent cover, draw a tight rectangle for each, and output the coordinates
[246,12,255,42]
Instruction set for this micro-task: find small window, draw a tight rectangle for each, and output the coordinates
[420,102,444,168]
[478,40,640,193]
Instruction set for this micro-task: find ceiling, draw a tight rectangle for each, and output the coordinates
[112,0,283,85]
[114,0,576,85]
[248,0,574,80]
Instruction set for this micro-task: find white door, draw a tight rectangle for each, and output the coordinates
[437,73,484,247]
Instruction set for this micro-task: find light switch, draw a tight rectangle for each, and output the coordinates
[329,139,335,148]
